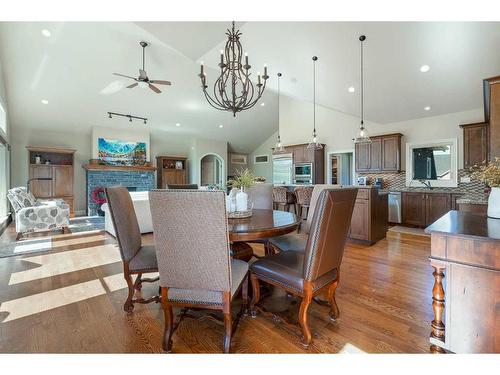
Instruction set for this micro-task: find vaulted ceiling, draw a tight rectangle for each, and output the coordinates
[0,21,499,153]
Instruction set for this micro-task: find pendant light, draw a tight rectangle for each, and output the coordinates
[354,35,371,144]
[273,72,285,153]
[307,56,323,150]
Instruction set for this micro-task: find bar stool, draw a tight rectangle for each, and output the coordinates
[295,186,313,219]
[272,186,296,213]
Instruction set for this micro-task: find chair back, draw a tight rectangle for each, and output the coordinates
[105,187,142,262]
[302,188,357,282]
[295,186,313,205]
[247,183,273,209]
[166,184,199,189]
[303,184,342,234]
[149,190,232,293]
[7,187,36,213]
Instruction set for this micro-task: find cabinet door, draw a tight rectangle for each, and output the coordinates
[426,193,451,226]
[463,124,488,168]
[53,166,73,196]
[175,170,187,184]
[355,143,371,171]
[349,199,369,240]
[29,165,53,198]
[293,145,305,163]
[402,192,426,227]
[162,170,177,188]
[369,138,382,171]
[382,135,400,171]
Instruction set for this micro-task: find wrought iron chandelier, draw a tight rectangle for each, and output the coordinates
[354,35,372,144]
[273,72,285,153]
[307,56,323,150]
[198,21,269,117]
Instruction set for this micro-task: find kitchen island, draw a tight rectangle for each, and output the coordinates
[425,211,500,353]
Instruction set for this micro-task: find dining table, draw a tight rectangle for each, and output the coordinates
[228,209,301,261]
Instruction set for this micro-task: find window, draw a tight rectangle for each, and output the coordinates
[254,155,269,164]
[230,154,247,165]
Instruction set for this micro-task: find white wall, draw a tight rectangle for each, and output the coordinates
[248,94,485,180]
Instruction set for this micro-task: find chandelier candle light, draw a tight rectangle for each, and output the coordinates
[354,35,371,144]
[307,56,323,150]
[274,72,285,153]
[198,22,269,117]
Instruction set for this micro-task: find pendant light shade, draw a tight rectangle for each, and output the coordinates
[307,56,323,150]
[273,72,285,153]
[354,35,372,144]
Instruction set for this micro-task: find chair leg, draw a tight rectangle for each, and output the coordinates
[223,311,232,354]
[134,272,143,291]
[162,289,174,353]
[16,232,22,241]
[327,279,340,321]
[61,226,70,234]
[250,273,260,318]
[123,273,135,313]
[298,296,313,347]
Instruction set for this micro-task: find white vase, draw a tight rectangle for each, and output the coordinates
[235,188,248,212]
[487,187,500,219]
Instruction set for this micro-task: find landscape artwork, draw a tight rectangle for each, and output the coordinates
[98,138,147,166]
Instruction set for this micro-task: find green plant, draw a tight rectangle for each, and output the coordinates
[227,168,256,190]
[470,157,500,188]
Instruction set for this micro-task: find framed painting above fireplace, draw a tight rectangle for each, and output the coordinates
[98,138,147,166]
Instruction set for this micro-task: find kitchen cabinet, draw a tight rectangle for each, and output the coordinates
[274,143,325,184]
[460,122,488,168]
[355,133,402,172]
[157,156,188,188]
[402,192,452,227]
[348,188,388,244]
[484,76,500,160]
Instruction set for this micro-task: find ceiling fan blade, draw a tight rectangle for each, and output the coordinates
[150,80,172,86]
[113,73,137,80]
[139,69,147,79]
[149,84,161,94]
[126,83,138,89]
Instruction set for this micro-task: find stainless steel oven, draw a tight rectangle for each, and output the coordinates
[293,163,313,184]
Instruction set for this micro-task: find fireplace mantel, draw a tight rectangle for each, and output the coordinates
[82,164,157,172]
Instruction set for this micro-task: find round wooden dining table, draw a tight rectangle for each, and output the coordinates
[228,209,301,260]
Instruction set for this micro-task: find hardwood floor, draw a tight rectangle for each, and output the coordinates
[0,226,433,353]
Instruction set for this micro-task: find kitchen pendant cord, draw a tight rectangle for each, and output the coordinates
[360,36,364,127]
[278,72,281,140]
[313,57,316,135]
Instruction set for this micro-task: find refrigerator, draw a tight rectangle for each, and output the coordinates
[272,153,293,185]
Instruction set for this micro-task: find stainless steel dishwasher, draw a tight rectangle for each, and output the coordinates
[388,191,402,223]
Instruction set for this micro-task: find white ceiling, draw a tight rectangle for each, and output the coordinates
[0,22,499,154]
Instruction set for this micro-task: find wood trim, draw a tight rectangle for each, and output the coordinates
[82,164,157,172]
[26,146,76,154]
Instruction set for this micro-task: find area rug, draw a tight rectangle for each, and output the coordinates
[387,225,429,237]
[0,216,106,258]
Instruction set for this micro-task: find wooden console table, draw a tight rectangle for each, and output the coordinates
[425,211,500,353]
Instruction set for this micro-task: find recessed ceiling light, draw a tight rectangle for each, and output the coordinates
[175,123,180,127]
[219,125,223,128]
[424,106,431,111]
[260,102,265,106]
[41,99,49,105]
[41,29,51,37]
[348,86,355,93]
[420,65,430,73]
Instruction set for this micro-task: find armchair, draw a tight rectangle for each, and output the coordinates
[7,187,70,240]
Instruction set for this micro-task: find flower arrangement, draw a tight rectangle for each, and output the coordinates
[91,187,107,205]
[254,176,267,183]
[227,168,257,190]
[470,157,500,188]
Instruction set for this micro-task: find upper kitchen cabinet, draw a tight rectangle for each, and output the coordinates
[484,76,500,160]
[355,133,402,172]
[460,122,488,168]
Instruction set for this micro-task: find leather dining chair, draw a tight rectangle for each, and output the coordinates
[267,184,342,253]
[249,188,357,347]
[105,187,160,313]
[149,189,249,353]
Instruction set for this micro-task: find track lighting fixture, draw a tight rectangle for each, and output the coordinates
[107,112,148,125]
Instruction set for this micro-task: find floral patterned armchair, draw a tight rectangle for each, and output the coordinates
[7,187,70,240]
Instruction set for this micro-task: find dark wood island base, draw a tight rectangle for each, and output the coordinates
[425,211,500,354]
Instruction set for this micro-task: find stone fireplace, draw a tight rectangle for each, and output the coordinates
[83,164,156,216]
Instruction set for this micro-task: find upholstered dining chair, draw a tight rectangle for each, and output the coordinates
[272,186,296,213]
[105,187,160,313]
[149,189,249,354]
[295,186,313,219]
[249,188,357,347]
[267,184,341,253]
[166,184,199,189]
[247,183,273,210]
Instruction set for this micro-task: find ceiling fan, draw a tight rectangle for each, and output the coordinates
[113,41,171,94]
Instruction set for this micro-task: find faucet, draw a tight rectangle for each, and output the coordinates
[418,179,433,190]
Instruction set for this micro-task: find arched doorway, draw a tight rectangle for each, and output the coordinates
[200,153,224,188]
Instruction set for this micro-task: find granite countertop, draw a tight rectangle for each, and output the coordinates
[379,188,468,194]
[455,197,489,205]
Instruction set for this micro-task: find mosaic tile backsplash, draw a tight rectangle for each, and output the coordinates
[357,170,487,201]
